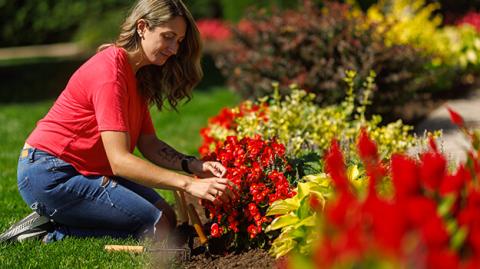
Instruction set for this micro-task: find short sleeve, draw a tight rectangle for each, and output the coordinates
[141,108,155,134]
[92,81,129,132]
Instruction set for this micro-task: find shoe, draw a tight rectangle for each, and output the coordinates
[0,212,53,243]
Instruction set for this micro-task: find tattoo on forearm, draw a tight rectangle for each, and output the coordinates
[156,140,184,166]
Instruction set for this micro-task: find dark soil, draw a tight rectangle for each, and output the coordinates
[183,248,276,269]
[149,194,278,269]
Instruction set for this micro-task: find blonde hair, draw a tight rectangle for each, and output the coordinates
[103,0,203,110]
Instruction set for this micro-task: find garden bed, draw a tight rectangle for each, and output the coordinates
[150,194,278,269]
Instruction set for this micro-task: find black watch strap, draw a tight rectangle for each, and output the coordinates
[181,155,196,174]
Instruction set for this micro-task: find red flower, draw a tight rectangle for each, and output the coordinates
[421,215,450,250]
[366,196,406,254]
[309,194,322,211]
[325,140,350,194]
[391,154,420,199]
[196,19,232,41]
[202,136,293,249]
[446,107,464,127]
[419,152,447,191]
[440,165,469,196]
[404,196,437,227]
[326,192,358,228]
[456,11,480,32]
[357,128,379,163]
[428,135,439,153]
[210,223,220,238]
[426,249,460,269]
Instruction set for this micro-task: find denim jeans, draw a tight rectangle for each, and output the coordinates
[17,147,163,241]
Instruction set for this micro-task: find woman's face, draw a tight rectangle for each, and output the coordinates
[138,16,186,66]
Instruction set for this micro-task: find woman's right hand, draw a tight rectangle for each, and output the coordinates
[185,177,237,204]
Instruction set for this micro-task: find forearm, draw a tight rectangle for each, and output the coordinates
[111,152,192,191]
[140,138,191,171]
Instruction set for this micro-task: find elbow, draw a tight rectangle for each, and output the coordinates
[111,166,123,177]
[108,154,129,177]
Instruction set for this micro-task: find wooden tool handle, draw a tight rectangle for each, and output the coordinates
[187,203,208,245]
[174,191,189,224]
[104,245,144,253]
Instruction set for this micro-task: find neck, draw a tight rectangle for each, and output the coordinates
[125,48,148,74]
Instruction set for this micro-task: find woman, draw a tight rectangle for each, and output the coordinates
[0,0,235,243]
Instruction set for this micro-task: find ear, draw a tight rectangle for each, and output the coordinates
[136,19,148,37]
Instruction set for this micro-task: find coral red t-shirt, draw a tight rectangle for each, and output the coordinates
[27,46,155,176]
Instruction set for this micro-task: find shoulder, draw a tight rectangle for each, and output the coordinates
[79,46,132,83]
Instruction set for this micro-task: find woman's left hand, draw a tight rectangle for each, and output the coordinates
[190,160,227,178]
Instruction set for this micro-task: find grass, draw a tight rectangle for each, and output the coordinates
[0,86,240,268]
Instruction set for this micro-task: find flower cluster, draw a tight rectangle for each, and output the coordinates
[202,136,295,249]
[457,11,480,33]
[312,112,480,268]
[198,101,268,157]
[196,18,231,42]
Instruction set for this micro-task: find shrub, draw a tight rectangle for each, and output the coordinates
[0,1,130,47]
[201,136,296,250]
[199,71,419,164]
[366,0,480,85]
[214,1,432,117]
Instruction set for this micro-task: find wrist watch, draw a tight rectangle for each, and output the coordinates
[181,155,197,174]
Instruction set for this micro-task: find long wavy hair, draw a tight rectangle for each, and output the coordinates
[101,0,203,110]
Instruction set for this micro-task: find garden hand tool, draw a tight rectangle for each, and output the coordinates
[174,191,189,225]
[173,190,197,248]
[104,245,190,261]
[187,203,208,246]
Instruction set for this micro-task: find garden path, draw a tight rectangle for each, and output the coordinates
[414,87,480,163]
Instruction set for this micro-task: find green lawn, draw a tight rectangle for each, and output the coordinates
[0,87,239,268]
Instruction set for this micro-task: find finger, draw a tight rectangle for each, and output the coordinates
[218,191,230,203]
[226,179,239,191]
[204,193,216,202]
[213,183,235,199]
[214,178,231,185]
[207,163,224,178]
[212,162,227,177]
[214,179,239,197]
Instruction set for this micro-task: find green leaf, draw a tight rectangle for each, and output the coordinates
[451,226,468,251]
[270,240,296,259]
[297,195,312,220]
[289,226,306,240]
[266,213,299,231]
[269,232,297,258]
[438,195,456,218]
[297,182,311,198]
[266,197,300,216]
[294,215,317,229]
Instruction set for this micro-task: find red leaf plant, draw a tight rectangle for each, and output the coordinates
[201,135,295,250]
[312,116,480,268]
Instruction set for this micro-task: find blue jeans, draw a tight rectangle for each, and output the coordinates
[17,147,163,241]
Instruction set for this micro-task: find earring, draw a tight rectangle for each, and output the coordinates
[138,31,143,39]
